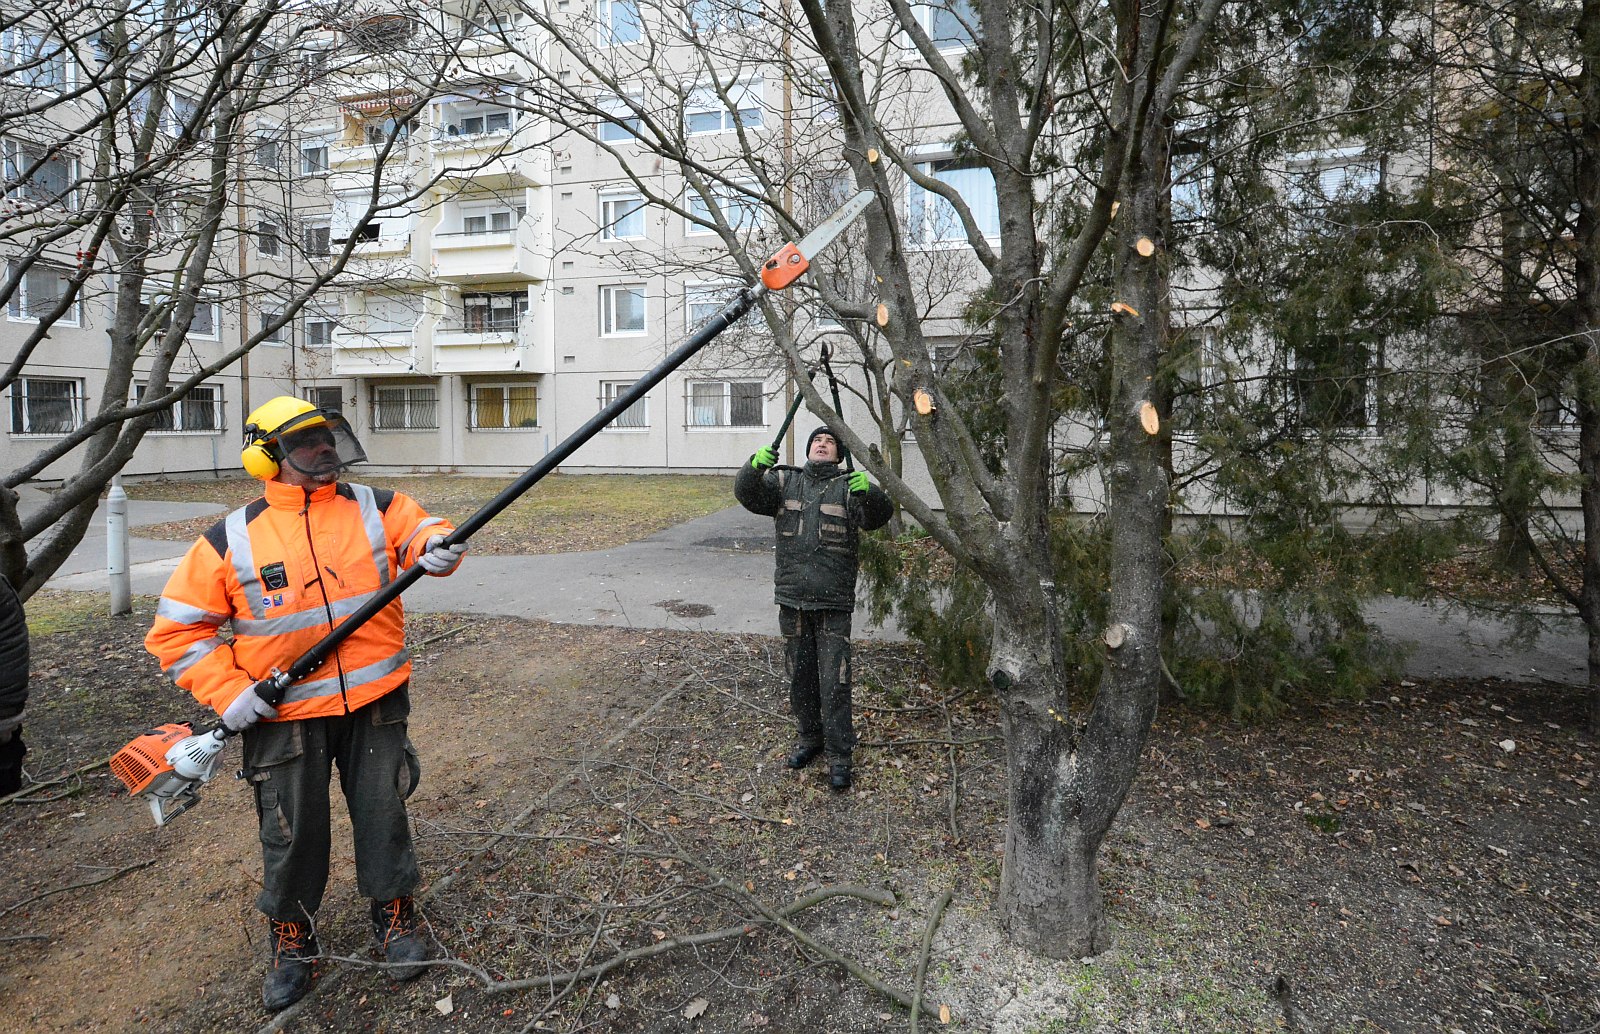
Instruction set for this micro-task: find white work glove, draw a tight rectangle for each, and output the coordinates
[418,535,467,575]
[222,682,278,733]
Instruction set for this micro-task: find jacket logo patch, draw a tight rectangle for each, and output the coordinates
[260,562,288,591]
[261,593,286,609]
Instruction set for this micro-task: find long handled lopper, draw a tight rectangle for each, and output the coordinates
[111,189,877,826]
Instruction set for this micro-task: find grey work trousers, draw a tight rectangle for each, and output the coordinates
[242,685,422,921]
[780,606,855,764]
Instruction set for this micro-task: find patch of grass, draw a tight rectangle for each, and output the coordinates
[127,473,735,555]
[22,589,120,636]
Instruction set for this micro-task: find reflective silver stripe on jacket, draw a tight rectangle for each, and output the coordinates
[165,636,224,681]
[232,591,379,637]
[346,483,395,588]
[276,647,410,705]
[156,597,227,627]
[224,507,265,619]
[398,516,446,566]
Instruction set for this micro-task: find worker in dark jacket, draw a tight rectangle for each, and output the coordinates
[735,426,892,791]
[0,572,28,797]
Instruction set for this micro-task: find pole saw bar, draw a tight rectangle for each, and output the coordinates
[255,189,876,702]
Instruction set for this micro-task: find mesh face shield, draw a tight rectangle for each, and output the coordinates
[275,411,367,479]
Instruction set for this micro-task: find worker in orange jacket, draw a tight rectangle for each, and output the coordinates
[145,395,468,1013]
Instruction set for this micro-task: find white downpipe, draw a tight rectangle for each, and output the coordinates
[107,476,131,616]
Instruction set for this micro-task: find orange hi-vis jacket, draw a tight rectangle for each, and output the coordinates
[145,478,454,722]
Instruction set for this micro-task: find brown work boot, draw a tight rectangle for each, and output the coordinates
[262,917,319,1012]
[371,896,429,981]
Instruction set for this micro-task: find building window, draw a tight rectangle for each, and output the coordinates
[461,205,521,234]
[600,191,646,240]
[687,0,760,33]
[2,25,70,91]
[685,81,763,135]
[304,314,336,346]
[302,218,331,256]
[139,293,218,339]
[685,282,736,329]
[136,382,223,433]
[688,379,764,427]
[908,155,1000,244]
[464,8,524,37]
[1286,146,1380,220]
[601,380,648,428]
[1292,337,1379,433]
[300,135,331,175]
[450,107,514,136]
[261,310,288,345]
[601,284,647,336]
[9,377,83,435]
[912,1,976,50]
[470,383,538,429]
[257,215,282,257]
[686,182,763,235]
[2,139,75,209]
[5,261,79,325]
[598,92,643,143]
[462,291,528,333]
[190,298,219,338]
[599,0,642,46]
[363,116,415,145]
[131,88,206,139]
[253,135,281,170]
[804,69,838,121]
[308,385,344,413]
[372,385,439,429]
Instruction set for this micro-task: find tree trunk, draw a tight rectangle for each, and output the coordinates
[1578,0,1600,735]
[989,595,1107,954]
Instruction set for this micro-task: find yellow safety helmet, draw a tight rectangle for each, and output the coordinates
[241,395,365,480]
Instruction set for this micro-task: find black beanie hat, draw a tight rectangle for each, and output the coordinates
[806,426,837,452]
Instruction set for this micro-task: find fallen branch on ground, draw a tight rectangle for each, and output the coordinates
[0,859,156,920]
[910,889,954,1034]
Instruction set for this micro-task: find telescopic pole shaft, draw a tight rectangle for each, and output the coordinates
[261,283,767,695]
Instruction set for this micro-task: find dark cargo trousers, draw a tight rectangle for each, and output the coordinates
[242,685,421,922]
[780,606,855,765]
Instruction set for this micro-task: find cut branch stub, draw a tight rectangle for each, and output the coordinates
[1138,401,1159,435]
[1110,301,1140,317]
[1135,237,1156,257]
[913,388,936,415]
[867,147,880,164]
[876,303,889,327]
[1104,623,1127,650]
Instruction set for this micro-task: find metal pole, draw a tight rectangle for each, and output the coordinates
[107,475,131,616]
[260,283,767,695]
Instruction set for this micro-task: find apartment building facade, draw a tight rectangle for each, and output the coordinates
[2,1,1000,491]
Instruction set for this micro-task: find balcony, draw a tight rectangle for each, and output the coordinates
[331,323,430,377]
[332,232,430,285]
[432,313,548,375]
[431,226,548,284]
[430,133,545,191]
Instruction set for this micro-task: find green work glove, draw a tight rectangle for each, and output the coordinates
[848,469,870,494]
[751,446,777,470]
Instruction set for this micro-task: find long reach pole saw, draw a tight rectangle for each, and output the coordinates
[111,190,876,826]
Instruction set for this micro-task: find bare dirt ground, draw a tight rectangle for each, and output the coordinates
[1,588,1595,1034]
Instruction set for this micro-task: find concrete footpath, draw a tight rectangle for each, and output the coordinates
[28,484,1587,686]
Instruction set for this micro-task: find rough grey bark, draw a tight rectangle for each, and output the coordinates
[1577,0,1600,735]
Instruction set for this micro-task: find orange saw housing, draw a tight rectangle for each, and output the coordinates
[110,722,194,796]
